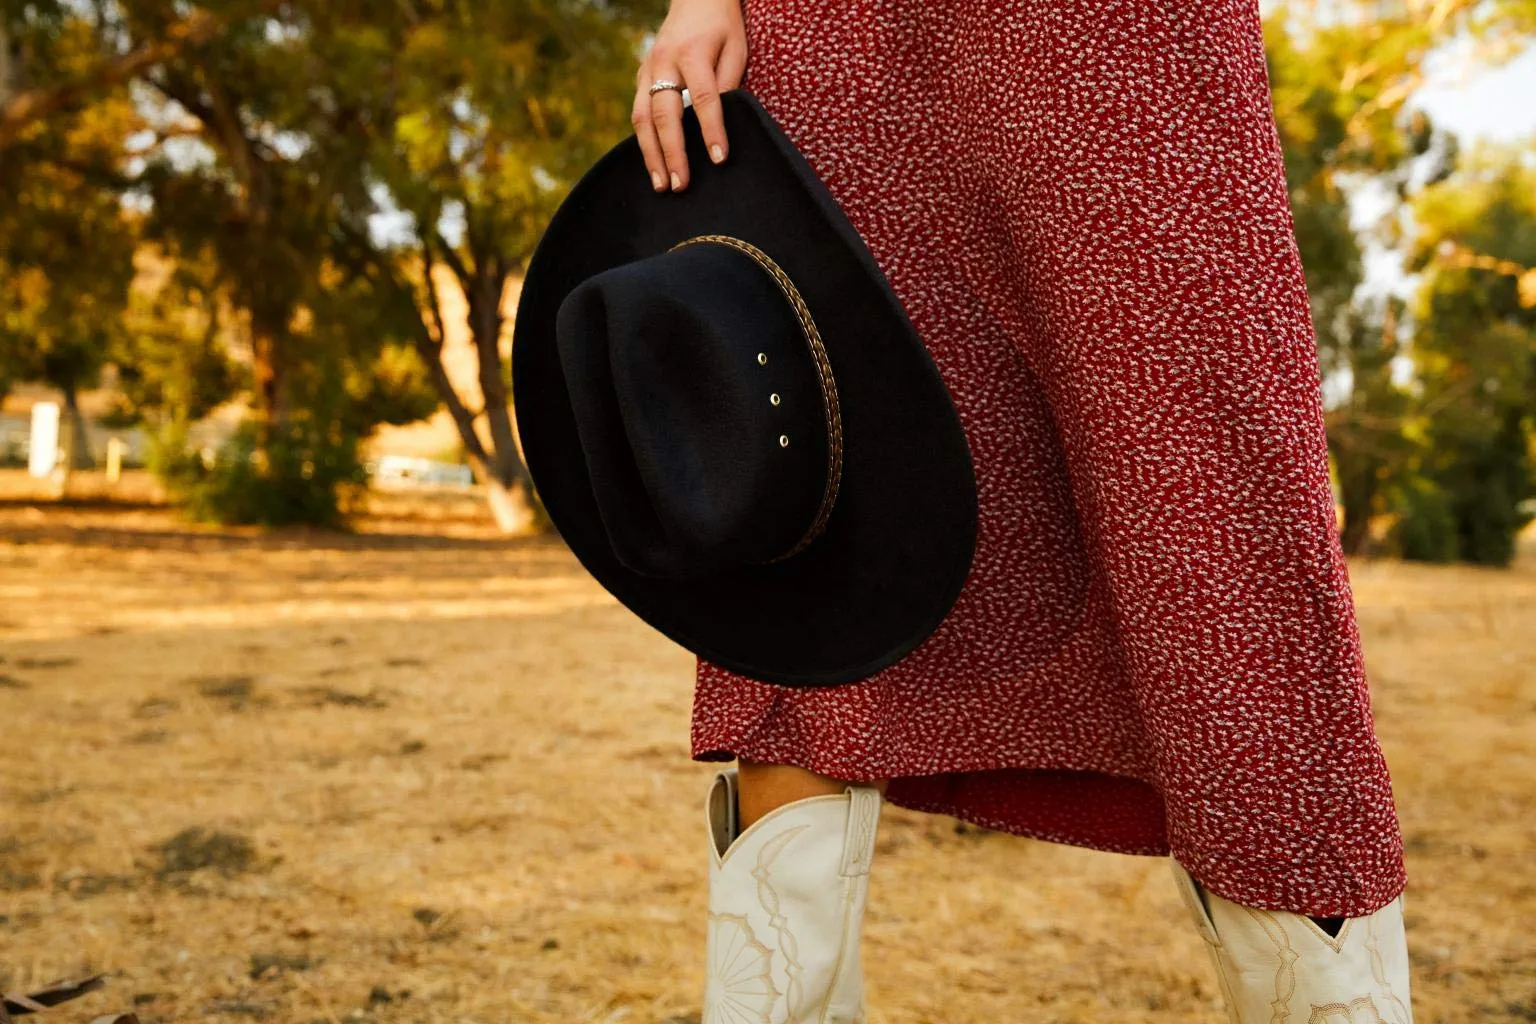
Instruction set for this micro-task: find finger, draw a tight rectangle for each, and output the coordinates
[680,51,728,165]
[717,32,748,91]
[648,61,689,190]
[632,67,668,192]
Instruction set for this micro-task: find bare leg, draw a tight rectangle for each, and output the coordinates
[736,757,890,830]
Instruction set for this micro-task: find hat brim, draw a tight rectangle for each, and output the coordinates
[511,88,977,687]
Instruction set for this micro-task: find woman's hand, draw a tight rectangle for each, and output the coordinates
[633,0,748,194]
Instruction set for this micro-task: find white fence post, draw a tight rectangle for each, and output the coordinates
[106,436,126,483]
[28,402,60,479]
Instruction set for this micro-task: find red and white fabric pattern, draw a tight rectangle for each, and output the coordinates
[691,0,1407,918]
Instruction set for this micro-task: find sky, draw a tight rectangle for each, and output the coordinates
[1408,42,1536,144]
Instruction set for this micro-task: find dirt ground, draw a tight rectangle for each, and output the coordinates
[1,500,1532,1023]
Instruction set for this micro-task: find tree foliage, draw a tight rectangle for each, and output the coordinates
[1397,145,1536,563]
[2,0,1532,553]
[3,0,661,527]
[0,6,142,471]
[1263,1,1534,556]
[107,253,242,429]
[355,0,662,528]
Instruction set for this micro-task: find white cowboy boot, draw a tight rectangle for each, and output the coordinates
[701,767,882,1024]
[1169,857,1414,1023]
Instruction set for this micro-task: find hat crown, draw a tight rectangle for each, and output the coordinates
[554,239,832,578]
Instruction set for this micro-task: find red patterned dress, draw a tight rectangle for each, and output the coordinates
[690,0,1407,918]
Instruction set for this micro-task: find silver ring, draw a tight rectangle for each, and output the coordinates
[648,78,683,96]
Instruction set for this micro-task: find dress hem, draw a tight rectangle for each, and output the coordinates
[691,740,1408,918]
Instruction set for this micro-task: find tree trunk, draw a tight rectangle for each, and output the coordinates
[483,403,528,484]
[1337,453,1379,557]
[468,269,534,533]
[405,279,532,535]
[1,22,13,108]
[483,474,530,533]
[250,327,287,451]
[61,382,96,471]
[410,242,539,535]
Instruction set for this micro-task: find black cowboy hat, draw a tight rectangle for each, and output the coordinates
[511,87,976,687]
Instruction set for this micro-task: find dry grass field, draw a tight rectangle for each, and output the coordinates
[1,498,1532,1023]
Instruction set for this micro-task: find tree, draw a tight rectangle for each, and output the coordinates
[0,4,141,479]
[79,2,440,524]
[0,1,270,148]
[355,0,664,530]
[1258,0,1536,552]
[1320,296,1420,554]
[7,1,662,528]
[1269,1,1536,161]
[107,251,242,432]
[1262,6,1442,550]
[1397,144,1536,565]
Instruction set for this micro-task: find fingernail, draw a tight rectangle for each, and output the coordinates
[670,171,681,190]
[650,170,663,191]
[710,144,724,164]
